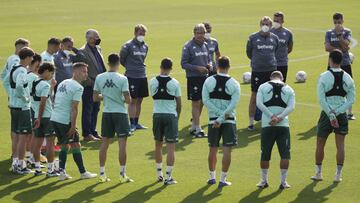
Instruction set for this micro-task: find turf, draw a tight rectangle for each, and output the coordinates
[0,0,360,202]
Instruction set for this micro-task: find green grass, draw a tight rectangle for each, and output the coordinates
[1,0,360,202]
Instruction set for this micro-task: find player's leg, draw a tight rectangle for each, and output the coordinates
[32,135,45,175]
[276,127,291,189]
[98,113,114,182]
[219,146,232,187]
[189,77,206,137]
[71,140,97,180]
[128,97,137,131]
[155,140,163,181]
[99,137,111,182]
[118,137,133,182]
[163,115,178,185]
[248,92,256,130]
[207,124,220,184]
[334,133,345,182]
[258,127,275,188]
[219,123,237,187]
[134,78,149,129]
[164,143,176,185]
[45,135,57,177]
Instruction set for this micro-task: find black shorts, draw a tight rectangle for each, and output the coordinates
[187,76,207,101]
[327,65,352,77]
[261,126,291,161]
[317,111,348,138]
[251,71,273,92]
[277,66,288,82]
[52,121,79,145]
[127,77,149,98]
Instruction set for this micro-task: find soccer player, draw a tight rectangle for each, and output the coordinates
[325,12,355,120]
[150,58,182,185]
[203,22,221,76]
[202,56,240,187]
[256,71,295,190]
[50,62,97,180]
[93,54,133,183]
[31,63,58,177]
[41,37,61,64]
[181,23,213,138]
[270,11,293,82]
[1,38,29,162]
[8,47,35,174]
[311,50,355,183]
[246,16,279,131]
[120,24,149,131]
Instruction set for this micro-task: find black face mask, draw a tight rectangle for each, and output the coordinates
[95,38,101,45]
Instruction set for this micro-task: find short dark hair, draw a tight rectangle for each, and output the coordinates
[329,49,343,65]
[108,53,120,65]
[31,53,42,65]
[270,71,284,80]
[38,62,55,74]
[15,38,29,46]
[160,58,173,70]
[73,62,88,70]
[48,37,61,46]
[134,24,147,33]
[333,12,343,20]
[18,47,35,60]
[274,11,284,20]
[202,22,212,32]
[218,56,230,69]
[62,36,73,44]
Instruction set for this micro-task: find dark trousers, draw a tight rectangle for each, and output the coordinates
[81,85,100,137]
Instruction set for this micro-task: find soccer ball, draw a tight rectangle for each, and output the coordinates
[242,72,251,84]
[296,71,307,83]
[349,52,355,64]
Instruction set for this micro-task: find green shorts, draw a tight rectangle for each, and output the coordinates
[208,123,237,147]
[11,108,32,134]
[52,121,79,145]
[101,112,131,138]
[261,126,290,161]
[317,111,348,138]
[152,113,178,143]
[34,118,54,137]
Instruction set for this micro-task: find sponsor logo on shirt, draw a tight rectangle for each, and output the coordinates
[133,51,146,56]
[257,45,274,50]
[195,52,208,56]
[103,79,118,88]
[279,39,286,43]
[58,84,67,93]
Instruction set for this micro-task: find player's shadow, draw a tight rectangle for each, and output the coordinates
[13,179,79,203]
[50,182,120,203]
[288,181,338,203]
[235,122,261,148]
[179,185,222,203]
[80,139,105,151]
[239,188,282,203]
[0,158,23,187]
[114,181,166,202]
[145,124,204,160]
[297,126,317,140]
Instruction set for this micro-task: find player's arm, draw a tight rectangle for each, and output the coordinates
[201,80,223,116]
[334,77,355,115]
[338,32,351,52]
[277,88,295,120]
[317,76,336,119]
[67,100,79,137]
[246,38,252,59]
[256,86,274,118]
[34,96,47,129]
[123,91,131,104]
[217,82,241,123]
[119,44,129,67]
[215,44,221,61]
[175,96,182,119]
[288,33,294,54]
[15,71,28,101]
[93,90,102,102]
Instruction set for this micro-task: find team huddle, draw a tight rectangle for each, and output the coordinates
[0,11,356,189]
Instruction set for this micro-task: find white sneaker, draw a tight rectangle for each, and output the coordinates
[310,173,323,181]
[279,181,291,189]
[80,171,97,179]
[99,174,111,182]
[256,180,269,189]
[59,172,72,180]
[334,174,342,183]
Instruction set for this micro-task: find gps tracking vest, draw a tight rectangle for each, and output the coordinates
[325,69,347,97]
[152,76,175,100]
[31,79,49,101]
[209,75,232,100]
[264,82,287,108]
[10,65,28,89]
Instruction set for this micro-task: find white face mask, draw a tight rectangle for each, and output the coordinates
[204,33,211,40]
[261,25,270,33]
[63,50,71,56]
[273,22,281,29]
[136,35,145,42]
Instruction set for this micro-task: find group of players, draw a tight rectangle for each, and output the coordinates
[1,11,355,189]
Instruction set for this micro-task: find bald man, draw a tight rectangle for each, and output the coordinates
[76,29,106,141]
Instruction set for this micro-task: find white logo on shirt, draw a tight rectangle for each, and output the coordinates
[257,45,274,50]
[133,51,146,56]
[195,52,208,56]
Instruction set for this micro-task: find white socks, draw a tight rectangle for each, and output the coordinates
[249,116,255,126]
[280,169,288,183]
[156,163,163,177]
[336,164,343,176]
[209,171,216,180]
[220,171,228,183]
[120,165,126,177]
[100,166,105,175]
[166,166,173,179]
[261,168,268,182]
[315,164,322,174]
